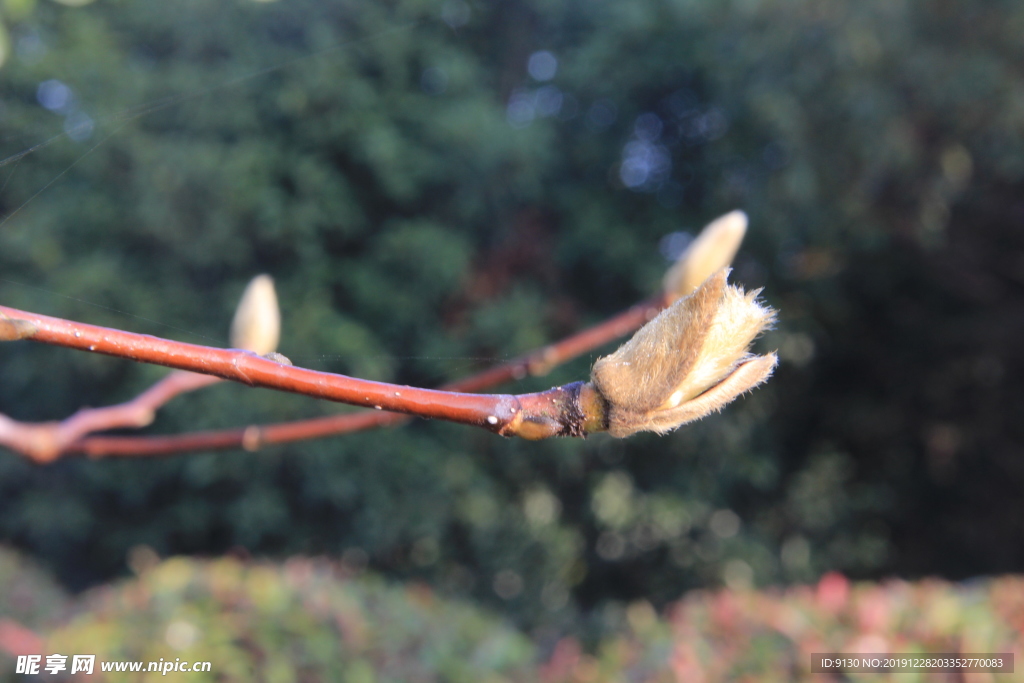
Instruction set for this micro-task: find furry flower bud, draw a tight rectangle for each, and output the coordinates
[591,269,776,437]
[230,275,280,355]
[663,210,747,302]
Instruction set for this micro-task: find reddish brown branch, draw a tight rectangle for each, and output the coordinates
[0,305,613,451]
[66,295,667,458]
[78,381,607,457]
[0,212,750,459]
[0,371,220,463]
[448,294,666,392]
[74,410,400,458]
[0,296,663,460]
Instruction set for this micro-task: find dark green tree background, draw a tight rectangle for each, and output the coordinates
[0,0,1021,631]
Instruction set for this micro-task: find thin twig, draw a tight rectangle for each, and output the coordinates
[69,294,667,458]
[0,371,219,463]
[0,304,610,448]
[0,296,661,460]
[446,294,665,392]
[0,210,748,459]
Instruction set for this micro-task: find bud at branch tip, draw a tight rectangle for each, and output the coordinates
[589,268,776,437]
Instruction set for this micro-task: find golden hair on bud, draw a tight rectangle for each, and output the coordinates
[591,269,776,437]
[663,210,747,302]
[230,274,280,355]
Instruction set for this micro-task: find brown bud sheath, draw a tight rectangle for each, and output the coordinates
[590,269,776,437]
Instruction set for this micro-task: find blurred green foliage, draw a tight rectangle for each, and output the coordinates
[565,569,1024,682]
[0,0,1021,630]
[0,544,70,629]
[3,548,1023,682]
[51,557,536,683]
[0,547,71,683]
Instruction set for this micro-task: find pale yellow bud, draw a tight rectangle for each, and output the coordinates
[591,269,776,437]
[230,275,280,355]
[663,210,747,302]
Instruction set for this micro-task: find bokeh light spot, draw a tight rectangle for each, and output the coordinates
[37,79,73,113]
[527,50,557,81]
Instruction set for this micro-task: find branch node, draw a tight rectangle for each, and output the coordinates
[0,315,38,342]
[502,381,600,440]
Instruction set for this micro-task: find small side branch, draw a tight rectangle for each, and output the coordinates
[0,304,606,444]
[69,296,665,458]
[449,295,665,392]
[0,212,758,459]
[0,371,220,463]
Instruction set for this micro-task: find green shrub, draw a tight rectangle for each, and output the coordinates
[563,573,1024,682]
[15,549,1021,682]
[0,547,71,683]
[46,553,535,683]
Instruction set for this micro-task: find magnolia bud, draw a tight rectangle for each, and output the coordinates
[663,210,747,302]
[230,275,280,355]
[591,269,776,437]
